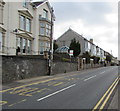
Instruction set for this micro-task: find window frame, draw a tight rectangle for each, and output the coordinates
[23,0,29,9]
[0,32,3,51]
[42,9,48,19]
[19,14,32,33]
[0,30,5,53]
[0,1,4,25]
[26,18,31,32]
[39,22,51,37]
[16,36,32,55]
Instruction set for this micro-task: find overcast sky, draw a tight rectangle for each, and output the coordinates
[48,1,118,58]
[32,0,118,58]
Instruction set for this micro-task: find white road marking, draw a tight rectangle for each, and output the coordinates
[37,84,76,101]
[84,75,96,81]
[100,71,106,74]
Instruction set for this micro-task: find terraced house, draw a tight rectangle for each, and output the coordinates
[56,28,106,62]
[0,0,55,55]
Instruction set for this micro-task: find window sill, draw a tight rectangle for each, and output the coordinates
[39,17,51,23]
[18,29,32,34]
[39,35,50,38]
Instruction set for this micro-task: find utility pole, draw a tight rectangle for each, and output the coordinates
[48,7,54,75]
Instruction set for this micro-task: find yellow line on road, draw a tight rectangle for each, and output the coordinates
[19,88,39,96]
[1,73,80,93]
[99,80,118,111]
[8,99,27,107]
[0,77,63,93]
[53,82,64,86]
[92,77,119,111]
[0,101,8,106]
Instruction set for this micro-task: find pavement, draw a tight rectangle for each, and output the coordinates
[108,88,118,110]
[1,66,119,110]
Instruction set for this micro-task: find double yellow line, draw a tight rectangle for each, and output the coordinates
[92,76,119,111]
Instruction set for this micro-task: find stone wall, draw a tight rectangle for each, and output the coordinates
[2,55,48,83]
[2,55,106,83]
[2,55,78,83]
[52,61,78,74]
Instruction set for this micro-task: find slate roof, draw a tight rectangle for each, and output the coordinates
[32,0,47,7]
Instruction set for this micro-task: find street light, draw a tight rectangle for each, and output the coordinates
[48,7,54,75]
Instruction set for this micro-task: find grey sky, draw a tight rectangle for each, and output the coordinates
[52,2,113,24]
[50,2,118,57]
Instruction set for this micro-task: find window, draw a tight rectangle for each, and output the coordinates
[40,28,45,35]
[40,23,45,27]
[40,22,45,36]
[40,41,46,55]
[40,47,45,55]
[47,42,50,47]
[0,32,2,51]
[0,2,4,24]
[42,9,48,19]
[16,37,32,55]
[20,15,25,30]
[46,42,50,51]
[23,0,28,8]
[26,18,31,32]
[23,38,27,53]
[40,22,51,37]
[17,37,21,53]
[20,15,31,32]
[46,24,51,37]
[28,40,31,53]
[40,41,44,47]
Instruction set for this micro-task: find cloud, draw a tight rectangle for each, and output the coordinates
[52,2,114,25]
[52,2,118,57]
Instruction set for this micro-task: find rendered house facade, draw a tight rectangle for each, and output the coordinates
[56,28,106,61]
[56,28,85,55]
[0,0,54,55]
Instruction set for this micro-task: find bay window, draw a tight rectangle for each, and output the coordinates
[39,41,45,55]
[20,15,25,30]
[23,38,27,53]
[39,41,50,55]
[28,40,31,53]
[0,1,4,25]
[40,22,45,36]
[16,37,32,55]
[40,47,45,55]
[42,9,48,19]
[26,18,31,32]
[17,37,21,53]
[19,15,31,32]
[40,22,51,37]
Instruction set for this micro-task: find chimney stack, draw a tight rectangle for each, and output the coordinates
[90,39,93,43]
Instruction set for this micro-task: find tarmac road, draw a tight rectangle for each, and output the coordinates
[1,66,119,110]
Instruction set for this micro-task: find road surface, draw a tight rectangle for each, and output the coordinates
[1,66,119,110]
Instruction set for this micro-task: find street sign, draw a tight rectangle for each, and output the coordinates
[69,50,73,56]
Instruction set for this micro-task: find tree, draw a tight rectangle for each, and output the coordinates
[53,41,58,52]
[69,38,81,57]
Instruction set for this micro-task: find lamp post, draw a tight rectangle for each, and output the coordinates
[48,7,54,75]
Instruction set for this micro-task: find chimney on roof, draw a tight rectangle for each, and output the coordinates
[90,39,93,43]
